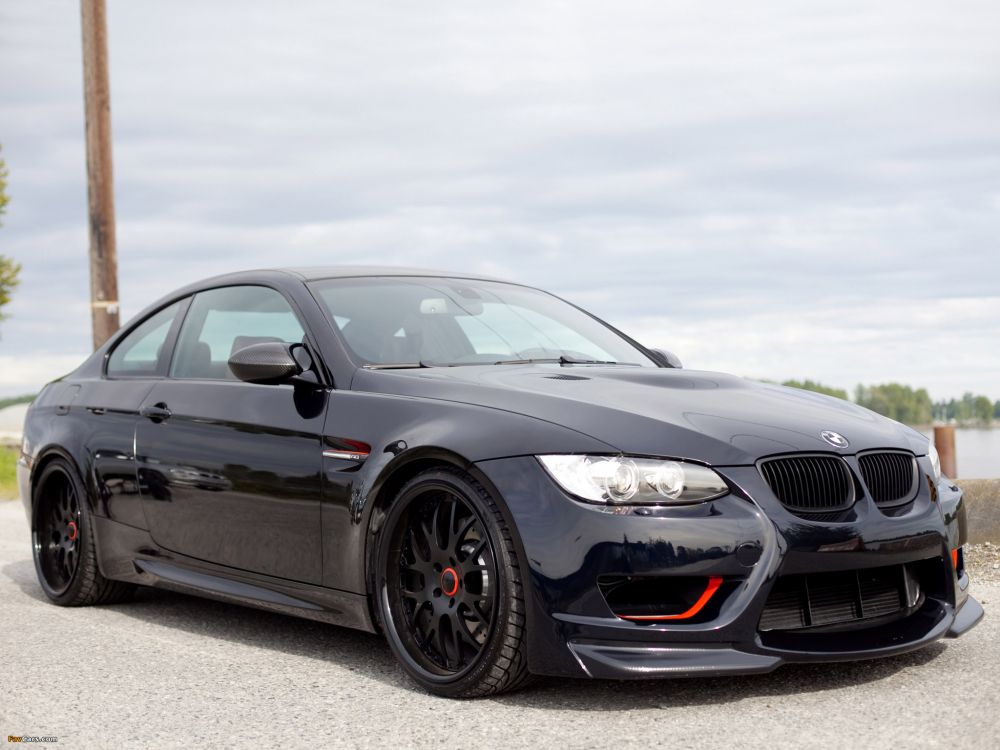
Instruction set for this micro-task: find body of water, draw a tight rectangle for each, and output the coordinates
[921,428,999,479]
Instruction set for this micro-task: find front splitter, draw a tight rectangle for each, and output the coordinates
[568,596,982,679]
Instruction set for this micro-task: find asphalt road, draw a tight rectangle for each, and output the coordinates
[1,500,997,749]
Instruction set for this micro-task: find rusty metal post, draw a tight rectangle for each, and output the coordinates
[81,0,120,349]
[934,425,957,479]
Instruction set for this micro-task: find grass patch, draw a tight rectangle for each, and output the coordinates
[0,445,19,500]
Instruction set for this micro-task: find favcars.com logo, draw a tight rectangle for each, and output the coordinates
[7,736,59,743]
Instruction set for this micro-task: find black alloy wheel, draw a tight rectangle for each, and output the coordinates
[391,487,497,673]
[34,467,81,595]
[31,458,135,606]
[376,467,532,697]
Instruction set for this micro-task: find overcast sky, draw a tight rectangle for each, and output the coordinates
[1,1,997,400]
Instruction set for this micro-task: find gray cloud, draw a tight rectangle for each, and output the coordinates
[0,0,997,399]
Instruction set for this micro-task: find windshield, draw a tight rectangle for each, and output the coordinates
[308,277,656,368]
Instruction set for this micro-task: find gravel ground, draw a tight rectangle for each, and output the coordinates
[965,543,1000,582]
[0,499,996,749]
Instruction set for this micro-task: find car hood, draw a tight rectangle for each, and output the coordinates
[352,365,929,466]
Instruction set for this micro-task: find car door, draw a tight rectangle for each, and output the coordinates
[86,298,188,529]
[135,284,326,584]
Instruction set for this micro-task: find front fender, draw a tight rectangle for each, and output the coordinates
[319,388,615,593]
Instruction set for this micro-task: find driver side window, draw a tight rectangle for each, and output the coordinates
[170,286,306,380]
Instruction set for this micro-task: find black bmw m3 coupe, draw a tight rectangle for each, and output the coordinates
[19,267,982,697]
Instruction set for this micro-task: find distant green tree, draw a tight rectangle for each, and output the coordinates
[782,379,848,400]
[855,383,932,425]
[0,145,20,325]
[0,394,34,410]
[932,400,948,422]
[957,392,976,422]
[948,397,961,421]
[929,393,996,425]
[0,258,18,322]
[973,395,993,424]
[913,387,933,424]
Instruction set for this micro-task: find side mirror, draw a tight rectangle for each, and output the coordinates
[648,348,683,369]
[228,342,303,385]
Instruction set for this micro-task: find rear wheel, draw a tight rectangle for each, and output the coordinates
[375,467,532,697]
[32,458,135,606]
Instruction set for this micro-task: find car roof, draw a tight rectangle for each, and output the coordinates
[279,265,507,283]
[168,266,515,297]
[89,265,531,371]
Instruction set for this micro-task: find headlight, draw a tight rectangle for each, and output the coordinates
[927,439,942,482]
[537,455,729,505]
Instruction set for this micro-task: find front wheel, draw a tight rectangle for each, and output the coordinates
[374,467,532,697]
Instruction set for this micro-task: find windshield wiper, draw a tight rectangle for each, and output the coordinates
[367,356,640,368]
[559,355,639,366]
[494,357,560,365]
[363,361,434,369]
[495,355,638,366]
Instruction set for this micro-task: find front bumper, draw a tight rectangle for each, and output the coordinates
[475,456,981,679]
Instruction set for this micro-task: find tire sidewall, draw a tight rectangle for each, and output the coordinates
[374,469,520,696]
[32,458,94,604]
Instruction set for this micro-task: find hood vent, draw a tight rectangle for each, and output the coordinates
[544,374,590,381]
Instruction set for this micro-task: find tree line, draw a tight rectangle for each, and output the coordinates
[782,380,997,427]
[1,145,21,326]
[0,393,35,410]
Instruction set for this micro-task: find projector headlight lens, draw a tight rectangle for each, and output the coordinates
[537,455,729,505]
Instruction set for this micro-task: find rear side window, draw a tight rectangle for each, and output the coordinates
[106,301,183,378]
[170,286,305,380]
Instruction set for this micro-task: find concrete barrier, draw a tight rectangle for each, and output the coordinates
[958,478,1000,545]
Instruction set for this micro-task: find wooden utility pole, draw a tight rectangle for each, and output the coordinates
[81,0,119,350]
[934,425,958,479]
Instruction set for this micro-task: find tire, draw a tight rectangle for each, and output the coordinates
[374,467,533,698]
[31,458,135,606]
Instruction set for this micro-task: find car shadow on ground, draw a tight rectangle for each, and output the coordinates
[3,558,403,681]
[3,557,948,709]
